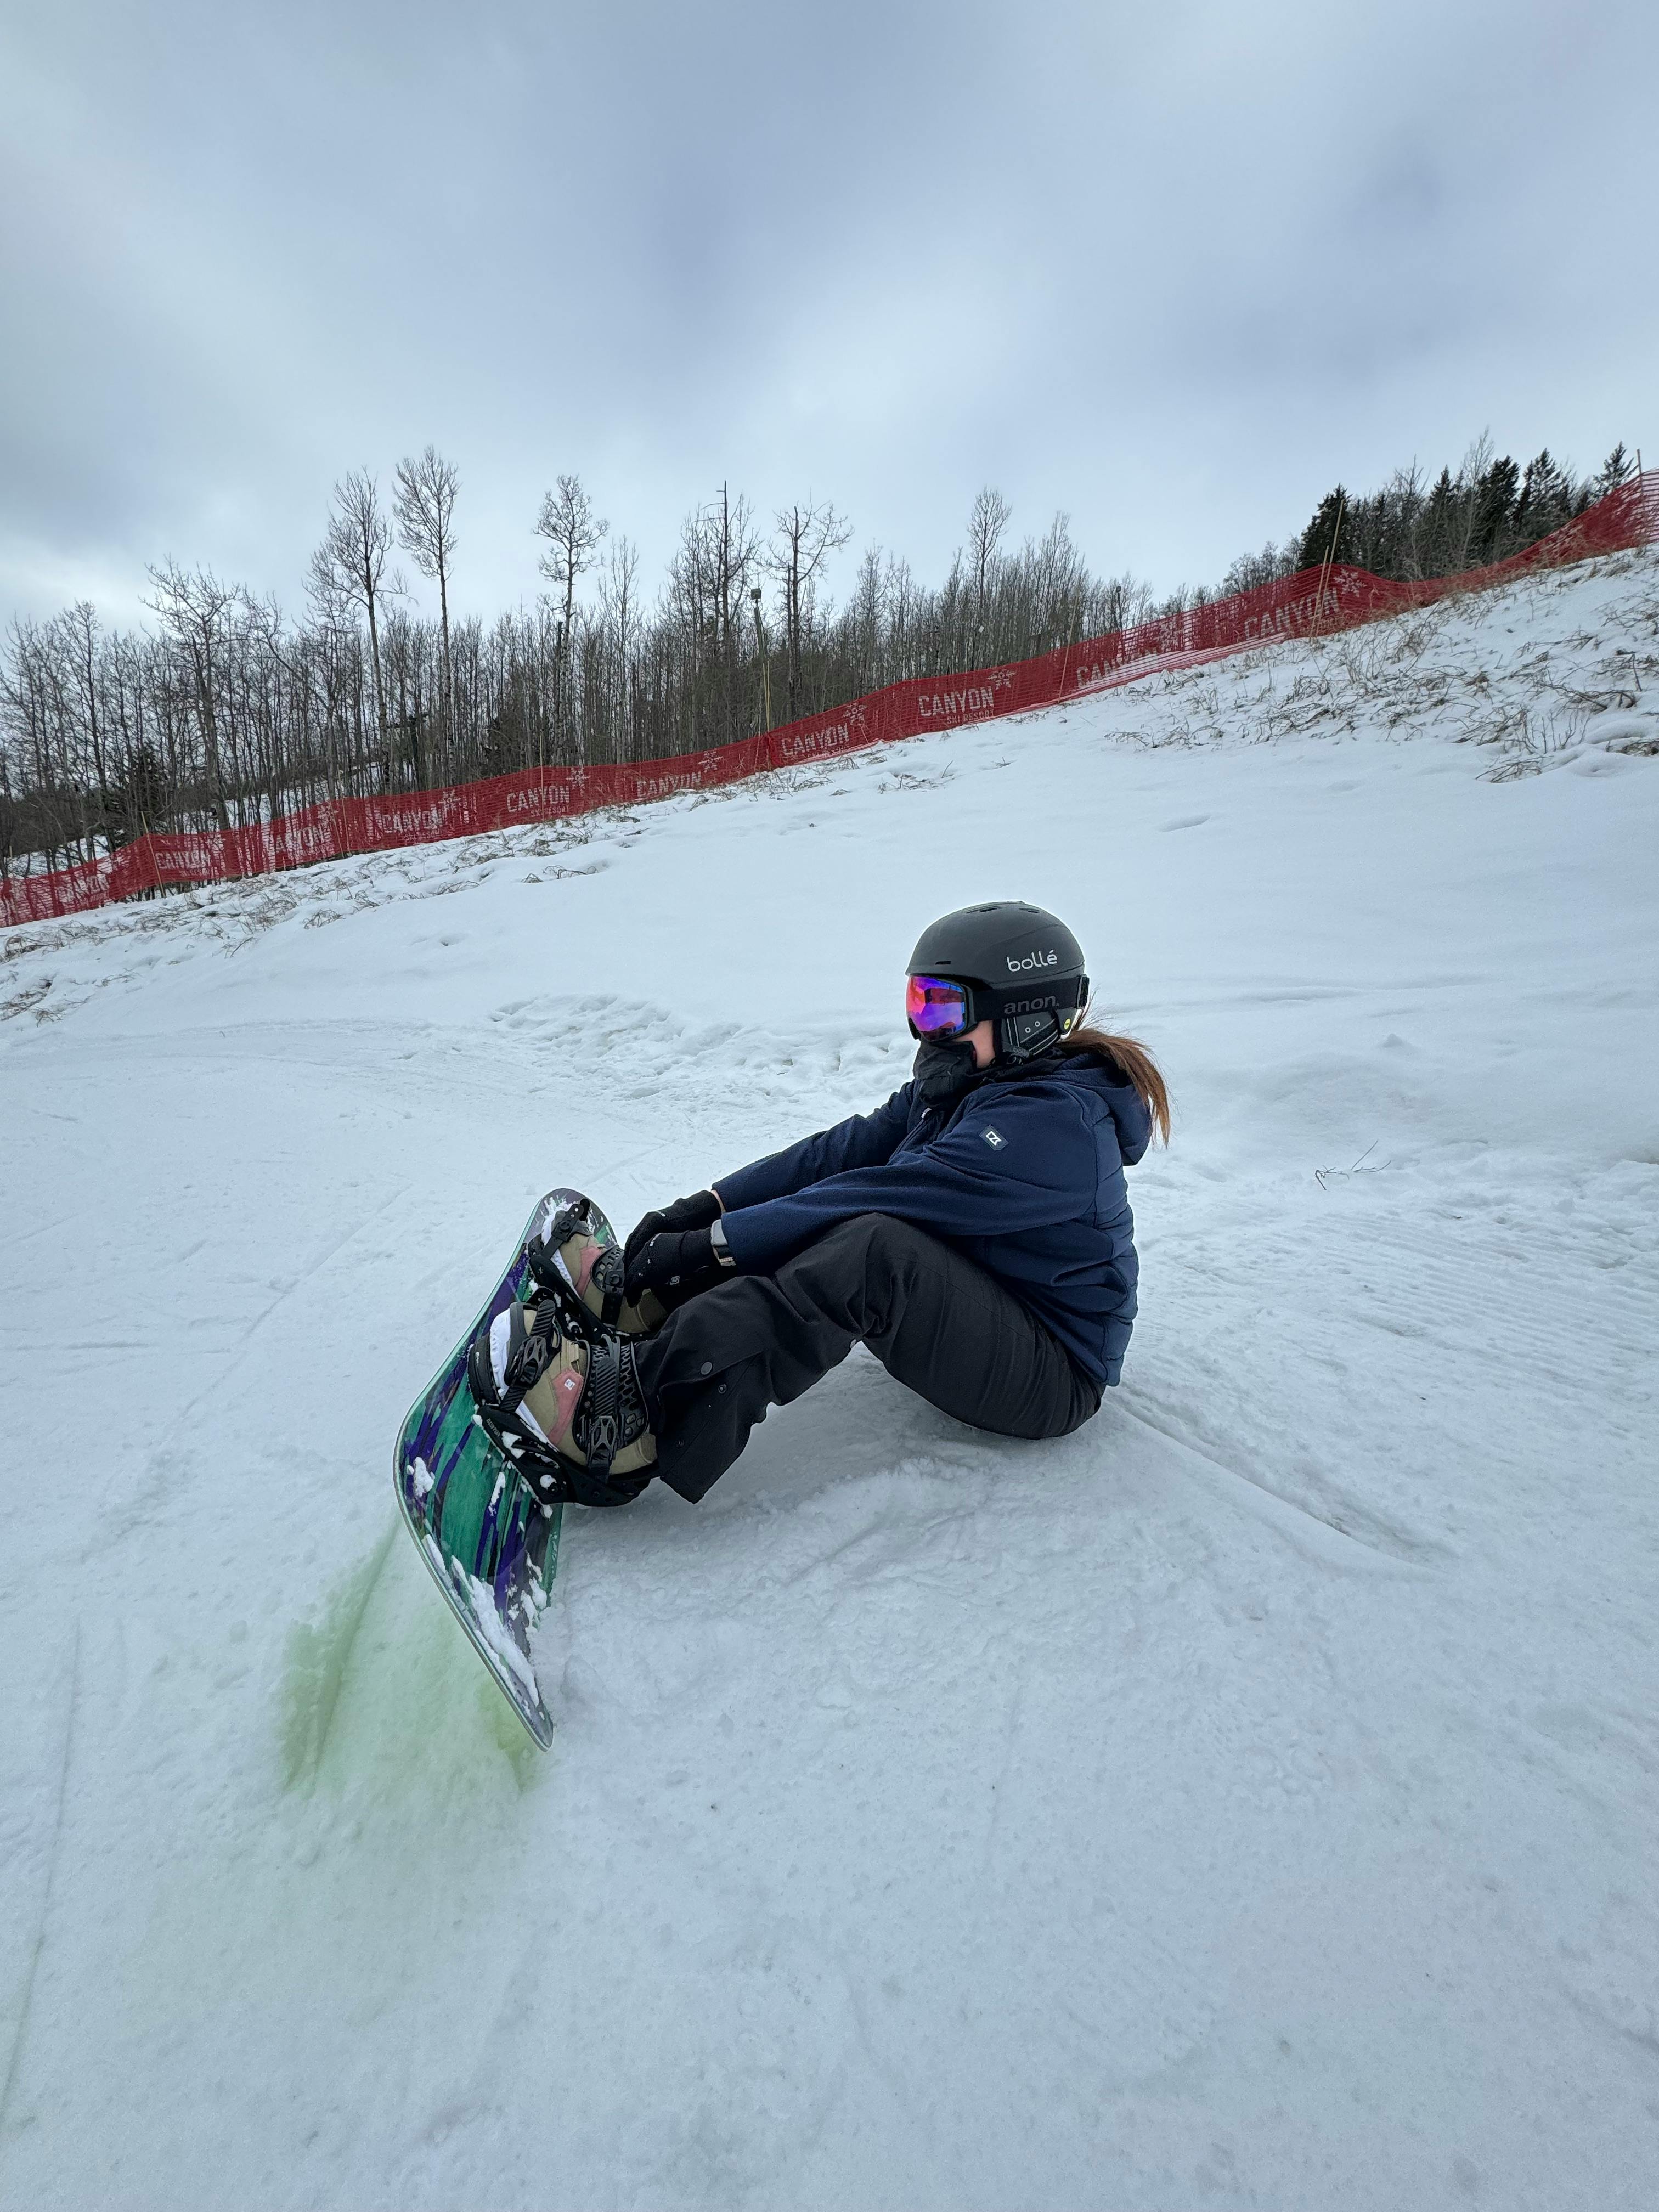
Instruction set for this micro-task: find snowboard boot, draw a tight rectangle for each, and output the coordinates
[524,1192,664,1339]
[469,1296,657,1508]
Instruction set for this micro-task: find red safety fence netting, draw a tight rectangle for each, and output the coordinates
[5,471,1656,929]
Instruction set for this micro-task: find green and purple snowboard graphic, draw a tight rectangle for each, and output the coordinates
[393,1188,609,1747]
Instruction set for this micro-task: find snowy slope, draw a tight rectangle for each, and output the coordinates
[2,550,1657,2211]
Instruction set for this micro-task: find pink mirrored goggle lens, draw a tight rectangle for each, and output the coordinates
[906,974,971,1036]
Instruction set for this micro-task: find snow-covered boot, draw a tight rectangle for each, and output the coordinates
[524,1190,664,1338]
[469,1296,656,1508]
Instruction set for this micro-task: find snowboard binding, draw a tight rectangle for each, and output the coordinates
[468,1294,656,1510]
[522,1188,664,1341]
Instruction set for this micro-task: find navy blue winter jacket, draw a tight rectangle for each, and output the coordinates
[714,1054,1151,1390]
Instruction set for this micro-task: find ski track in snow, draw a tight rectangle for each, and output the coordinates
[2,551,1658,2208]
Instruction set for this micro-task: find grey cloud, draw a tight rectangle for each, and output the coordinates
[1,0,1653,635]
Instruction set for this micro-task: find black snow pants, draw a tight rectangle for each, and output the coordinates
[630,1212,1101,1503]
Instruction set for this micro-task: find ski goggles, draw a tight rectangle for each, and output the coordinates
[905,974,974,1037]
[906,969,1091,1041]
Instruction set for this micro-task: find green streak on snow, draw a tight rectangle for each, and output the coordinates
[281,1523,398,1791]
[280,1521,539,1797]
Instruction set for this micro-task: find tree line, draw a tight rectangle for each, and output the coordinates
[1273,437,1637,592]
[0,437,1638,877]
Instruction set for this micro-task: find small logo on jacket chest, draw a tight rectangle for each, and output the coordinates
[983,1127,1006,1149]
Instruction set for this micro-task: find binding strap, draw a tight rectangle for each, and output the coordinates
[501,1300,562,1406]
[526,1199,626,1329]
[587,1244,627,1327]
[578,1335,624,1475]
[525,1201,586,1297]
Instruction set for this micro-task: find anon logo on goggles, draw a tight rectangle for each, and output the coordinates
[905,974,972,1036]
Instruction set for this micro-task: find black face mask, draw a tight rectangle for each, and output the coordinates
[912,1034,981,1107]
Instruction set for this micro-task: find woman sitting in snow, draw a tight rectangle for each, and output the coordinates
[473,902,1169,1506]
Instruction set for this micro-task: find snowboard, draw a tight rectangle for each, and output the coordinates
[392,1187,621,1748]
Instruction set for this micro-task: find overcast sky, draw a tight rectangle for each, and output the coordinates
[2,0,1654,636]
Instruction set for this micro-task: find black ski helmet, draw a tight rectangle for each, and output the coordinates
[907,901,1090,1062]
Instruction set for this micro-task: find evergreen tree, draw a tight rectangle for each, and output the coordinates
[1470,457,1520,562]
[1515,450,1575,540]
[1591,443,1635,499]
[1297,488,1348,572]
[1420,467,1460,576]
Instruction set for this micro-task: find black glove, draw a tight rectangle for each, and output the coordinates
[624,1189,721,1269]
[624,1226,721,1310]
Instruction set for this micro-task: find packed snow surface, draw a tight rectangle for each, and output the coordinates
[3,553,1657,2209]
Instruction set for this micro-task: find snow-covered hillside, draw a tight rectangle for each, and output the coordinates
[3,550,1657,2210]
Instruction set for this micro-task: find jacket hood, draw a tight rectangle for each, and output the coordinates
[982,1047,1152,1163]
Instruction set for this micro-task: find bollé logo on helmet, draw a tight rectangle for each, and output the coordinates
[1006,950,1059,973]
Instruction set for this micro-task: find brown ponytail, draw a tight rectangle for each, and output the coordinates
[1060,1014,1170,1145]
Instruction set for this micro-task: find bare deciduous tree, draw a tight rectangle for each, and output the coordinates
[144,561,242,836]
[966,485,1012,641]
[311,470,401,777]
[535,474,607,763]
[768,497,852,719]
[598,535,644,752]
[393,445,461,746]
